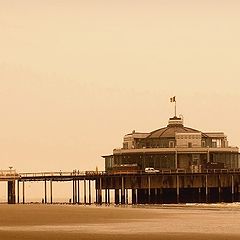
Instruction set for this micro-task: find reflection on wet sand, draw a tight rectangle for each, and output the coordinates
[0,204,240,240]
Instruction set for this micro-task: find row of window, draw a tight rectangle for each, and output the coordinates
[123,140,226,149]
[176,135,201,139]
[106,153,239,170]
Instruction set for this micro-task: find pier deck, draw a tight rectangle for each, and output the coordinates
[1,169,240,205]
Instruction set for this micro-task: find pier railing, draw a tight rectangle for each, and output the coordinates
[18,168,240,178]
[19,171,86,178]
[102,168,240,175]
[0,170,19,179]
[2,168,240,180]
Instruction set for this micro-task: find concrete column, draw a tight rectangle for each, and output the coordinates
[207,149,210,163]
[7,181,16,204]
[148,175,151,204]
[159,188,163,204]
[105,188,108,204]
[231,175,234,202]
[143,153,146,169]
[50,179,53,204]
[126,189,128,204]
[89,180,91,205]
[176,175,179,203]
[175,151,178,169]
[72,180,75,204]
[198,188,201,203]
[107,189,110,204]
[236,181,240,201]
[99,177,102,205]
[95,179,98,204]
[115,189,119,205]
[75,179,77,204]
[218,175,221,203]
[44,179,47,204]
[205,175,208,203]
[22,181,25,204]
[132,189,136,204]
[154,188,157,204]
[136,189,138,204]
[17,180,20,204]
[84,179,87,204]
[121,176,125,204]
[77,180,80,204]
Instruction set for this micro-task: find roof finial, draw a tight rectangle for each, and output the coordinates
[170,96,176,117]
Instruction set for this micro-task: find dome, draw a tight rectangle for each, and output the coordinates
[147,117,201,138]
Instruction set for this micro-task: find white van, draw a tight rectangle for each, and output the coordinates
[145,167,160,173]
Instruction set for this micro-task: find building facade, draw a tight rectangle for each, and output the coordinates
[103,116,239,172]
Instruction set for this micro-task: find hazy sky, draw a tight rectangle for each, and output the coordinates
[1,0,240,173]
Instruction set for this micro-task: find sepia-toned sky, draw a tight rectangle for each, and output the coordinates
[1,0,240,173]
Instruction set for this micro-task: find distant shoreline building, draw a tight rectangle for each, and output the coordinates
[103,115,239,173]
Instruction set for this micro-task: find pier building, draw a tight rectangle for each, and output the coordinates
[103,116,239,173]
[98,114,240,204]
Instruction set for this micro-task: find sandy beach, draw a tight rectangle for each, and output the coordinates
[1,204,240,240]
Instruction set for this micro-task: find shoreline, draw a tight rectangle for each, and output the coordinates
[2,201,240,208]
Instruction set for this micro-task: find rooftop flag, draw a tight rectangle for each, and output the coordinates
[170,96,176,102]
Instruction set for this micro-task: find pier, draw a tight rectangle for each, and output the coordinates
[1,169,240,205]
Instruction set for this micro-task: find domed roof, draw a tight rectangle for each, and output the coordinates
[147,117,201,138]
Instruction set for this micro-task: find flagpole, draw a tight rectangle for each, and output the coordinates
[175,100,176,117]
[170,96,177,117]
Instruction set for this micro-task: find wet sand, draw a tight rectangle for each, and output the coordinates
[0,204,240,240]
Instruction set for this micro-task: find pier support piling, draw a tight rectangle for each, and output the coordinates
[148,176,151,204]
[84,179,87,204]
[7,180,16,204]
[218,175,221,203]
[105,188,108,205]
[176,175,180,204]
[89,180,91,204]
[50,179,53,204]
[77,180,80,204]
[75,179,77,204]
[205,175,208,203]
[132,189,136,204]
[115,189,119,205]
[95,180,98,204]
[17,180,20,204]
[198,188,201,203]
[107,189,110,204]
[44,180,47,204]
[126,189,128,204]
[121,177,125,204]
[99,177,102,205]
[136,189,138,204]
[72,180,75,204]
[231,175,234,203]
[22,181,25,204]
